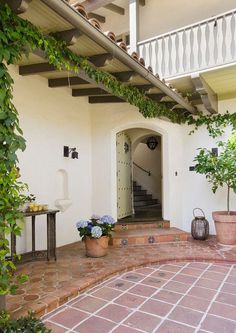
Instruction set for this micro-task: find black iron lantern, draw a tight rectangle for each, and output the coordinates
[146,136,158,150]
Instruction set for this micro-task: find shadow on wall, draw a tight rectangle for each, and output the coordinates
[55,169,72,212]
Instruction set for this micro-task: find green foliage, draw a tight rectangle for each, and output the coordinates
[194,132,236,212]
[0,311,51,333]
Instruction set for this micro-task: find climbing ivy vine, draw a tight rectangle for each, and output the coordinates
[0,3,235,297]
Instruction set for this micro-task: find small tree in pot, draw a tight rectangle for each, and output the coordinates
[194,132,236,244]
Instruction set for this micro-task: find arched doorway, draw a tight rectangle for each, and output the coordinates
[116,128,163,221]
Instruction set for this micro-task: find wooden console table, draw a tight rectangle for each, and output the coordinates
[11,210,59,263]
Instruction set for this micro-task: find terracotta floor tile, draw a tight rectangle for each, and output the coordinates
[207,264,231,274]
[152,289,183,304]
[124,311,161,332]
[160,264,183,273]
[134,267,155,275]
[140,299,173,317]
[107,279,135,291]
[129,284,156,297]
[96,303,132,323]
[180,267,204,277]
[122,272,145,282]
[195,278,222,290]
[179,295,210,312]
[221,282,236,294]
[49,308,88,328]
[74,316,116,333]
[226,275,236,284]
[172,273,197,284]
[72,295,107,313]
[168,305,203,326]
[113,325,145,333]
[163,280,190,293]
[201,271,225,281]
[188,286,216,300]
[216,292,236,307]
[201,314,236,333]
[150,270,175,280]
[154,319,195,333]
[114,292,145,309]
[44,321,67,333]
[141,276,166,288]
[91,286,122,301]
[187,263,209,269]
[209,301,236,321]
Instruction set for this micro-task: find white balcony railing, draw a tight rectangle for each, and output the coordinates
[138,9,236,79]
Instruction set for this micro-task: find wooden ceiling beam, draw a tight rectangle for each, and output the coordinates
[113,71,137,82]
[88,12,106,23]
[89,53,113,67]
[139,0,146,6]
[88,93,166,103]
[1,0,31,14]
[48,77,88,88]
[72,84,153,96]
[53,28,83,46]
[80,0,114,12]
[104,3,125,15]
[89,96,125,103]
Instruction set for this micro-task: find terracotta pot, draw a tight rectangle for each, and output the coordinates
[212,211,236,245]
[85,236,109,257]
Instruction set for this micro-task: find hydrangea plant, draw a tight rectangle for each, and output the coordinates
[76,215,116,240]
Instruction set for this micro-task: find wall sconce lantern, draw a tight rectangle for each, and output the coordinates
[64,146,78,159]
[146,136,158,150]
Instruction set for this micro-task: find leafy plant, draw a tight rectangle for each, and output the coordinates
[194,132,236,212]
[0,311,51,333]
[76,215,116,240]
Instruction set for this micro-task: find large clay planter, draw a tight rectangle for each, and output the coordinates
[212,211,236,245]
[85,236,108,257]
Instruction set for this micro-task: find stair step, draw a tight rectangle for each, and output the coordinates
[133,185,142,191]
[134,200,158,207]
[134,194,152,201]
[111,227,189,246]
[115,220,170,231]
[133,190,147,196]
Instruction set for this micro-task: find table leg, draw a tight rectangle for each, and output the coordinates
[47,214,50,261]
[32,216,35,253]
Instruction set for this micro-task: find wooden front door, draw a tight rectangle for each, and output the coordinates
[116,131,132,219]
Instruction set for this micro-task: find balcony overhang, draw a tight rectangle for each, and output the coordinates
[4,0,196,115]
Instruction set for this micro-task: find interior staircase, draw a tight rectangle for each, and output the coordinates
[111,181,189,247]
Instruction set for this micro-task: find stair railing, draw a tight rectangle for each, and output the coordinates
[133,162,151,176]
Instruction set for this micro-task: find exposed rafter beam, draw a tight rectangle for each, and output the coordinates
[88,93,166,103]
[19,54,113,76]
[72,84,153,96]
[89,96,125,103]
[1,0,31,14]
[54,28,82,46]
[88,12,106,23]
[191,73,218,114]
[113,71,137,82]
[48,77,88,88]
[80,0,113,12]
[104,3,125,15]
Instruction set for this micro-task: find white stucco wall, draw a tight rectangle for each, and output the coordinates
[10,66,92,252]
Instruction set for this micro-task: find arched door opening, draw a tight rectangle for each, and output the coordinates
[116,128,163,221]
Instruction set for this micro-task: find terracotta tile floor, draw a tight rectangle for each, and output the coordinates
[6,237,236,332]
[42,261,236,333]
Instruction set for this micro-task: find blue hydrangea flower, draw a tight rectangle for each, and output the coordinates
[91,214,101,220]
[91,226,103,238]
[76,220,89,229]
[100,215,115,224]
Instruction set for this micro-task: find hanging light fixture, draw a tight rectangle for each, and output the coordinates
[146,136,158,150]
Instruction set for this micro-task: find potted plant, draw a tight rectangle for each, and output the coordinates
[194,132,236,244]
[76,214,116,257]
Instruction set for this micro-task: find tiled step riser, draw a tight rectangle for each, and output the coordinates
[112,233,188,246]
[134,190,148,196]
[115,221,170,231]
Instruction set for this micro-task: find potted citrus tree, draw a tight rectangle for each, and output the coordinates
[194,132,236,244]
[76,215,116,257]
